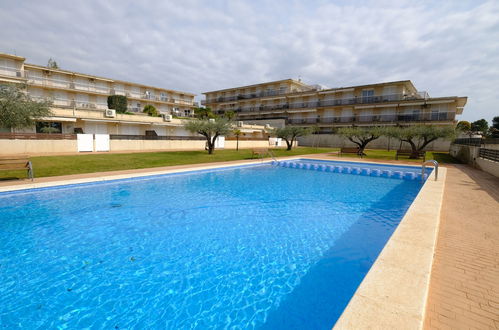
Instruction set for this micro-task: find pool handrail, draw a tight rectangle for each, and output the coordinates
[422,160,438,181]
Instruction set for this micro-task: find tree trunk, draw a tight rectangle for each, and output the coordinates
[285,138,292,151]
[358,141,369,156]
[405,139,419,158]
[417,137,438,152]
[236,136,239,151]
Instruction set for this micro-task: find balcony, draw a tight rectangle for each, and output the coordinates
[0,65,25,78]
[206,89,290,104]
[287,111,455,125]
[215,93,430,113]
[27,76,112,94]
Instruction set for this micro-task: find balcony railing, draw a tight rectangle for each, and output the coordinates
[0,65,25,78]
[206,90,428,105]
[287,112,456,125]
[206,89,290,103]
[27,76,112,94]
[216,93,431,113]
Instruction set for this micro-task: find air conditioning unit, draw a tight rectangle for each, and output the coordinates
[105,109,116,118]
[237,121,243,127]
[162,114,172,122]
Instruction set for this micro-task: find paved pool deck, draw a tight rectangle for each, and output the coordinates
[423,165,499,330]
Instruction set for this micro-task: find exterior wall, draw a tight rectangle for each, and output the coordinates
[298,134,452,151]
[450,144,499,178]
[0,138,273,155]
[0,139,78,155]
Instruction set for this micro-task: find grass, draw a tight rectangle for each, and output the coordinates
[0,147,460,180]
[1,147,335,179]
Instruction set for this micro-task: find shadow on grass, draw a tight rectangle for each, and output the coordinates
[431,152,461,164]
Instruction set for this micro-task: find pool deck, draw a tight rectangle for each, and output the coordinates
[423,165,499,330]
[1,154,498,328]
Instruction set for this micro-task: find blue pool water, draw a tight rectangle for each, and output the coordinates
[0,160,425,329]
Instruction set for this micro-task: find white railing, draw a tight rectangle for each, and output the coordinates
[0,65,24,78]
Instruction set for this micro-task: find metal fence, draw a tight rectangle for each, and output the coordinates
[478,148,499,162]
[0,133,76,140]
[109,135,205,141]
[453,138,499,146]
[453,138,482,146]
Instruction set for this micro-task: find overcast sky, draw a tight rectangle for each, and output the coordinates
[1,0,498,122]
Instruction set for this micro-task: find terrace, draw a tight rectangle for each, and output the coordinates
[286,112,456,125]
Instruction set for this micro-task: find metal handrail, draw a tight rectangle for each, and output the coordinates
[422,160,438,181]
[267,149,277,161]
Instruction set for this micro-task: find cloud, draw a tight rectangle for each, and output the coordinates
[0,0,497,122]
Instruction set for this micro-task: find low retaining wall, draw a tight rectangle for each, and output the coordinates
[0,138,273,155]
[450,144,499,178]
[298,134,451,152]
[0,139,78,155]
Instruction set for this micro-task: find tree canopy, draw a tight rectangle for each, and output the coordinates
[193,107,215,119]
[47,58,59,69]
[143,104,159,117]
[337,126,388,155]
[107,95,128,113]
[272,126,314,150]
[184,117,232,154]
[471,119,489,134]
[0,84,52,130]
[386,125,455,158]
[456,121,471,132]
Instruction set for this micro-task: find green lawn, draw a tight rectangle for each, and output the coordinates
[1,147,459,180]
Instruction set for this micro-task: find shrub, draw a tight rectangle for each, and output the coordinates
[107,95,128,114]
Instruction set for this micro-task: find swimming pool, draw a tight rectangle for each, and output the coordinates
[0,159,426,329]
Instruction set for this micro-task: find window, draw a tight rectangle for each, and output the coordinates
[361,89,374,103]
[36,122,62,134]
[412,110,421,121]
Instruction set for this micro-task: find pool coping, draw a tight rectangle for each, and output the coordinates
[0,156,444,329]
[333,163,446,329]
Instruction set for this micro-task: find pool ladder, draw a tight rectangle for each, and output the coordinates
[422,160,439,181]
[259,149,277,162]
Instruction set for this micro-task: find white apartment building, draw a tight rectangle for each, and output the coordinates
[203,79,468,133]
[0,52,197,136]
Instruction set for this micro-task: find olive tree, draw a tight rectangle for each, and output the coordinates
[143,104,159,117]
[272,126,314,151]
[193,107,215,119]
[386,125,456,158]
[107,95,128,113]
[337,126,388,155]
[184,117,232,154]
[0,83,52,130]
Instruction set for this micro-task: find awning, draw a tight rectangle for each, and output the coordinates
[35,116,77,122]
[81,119,151,125]
[426,100,454,105]
[401,102,425,106]
[287,109,316,113]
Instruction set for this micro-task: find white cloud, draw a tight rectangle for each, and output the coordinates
[0,0,497,122]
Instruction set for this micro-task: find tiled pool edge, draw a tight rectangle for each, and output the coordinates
[0,159,288,193]
[333,167,447,330]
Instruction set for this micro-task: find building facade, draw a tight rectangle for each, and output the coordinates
[203,79,468,133]
[0,52,198,136]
